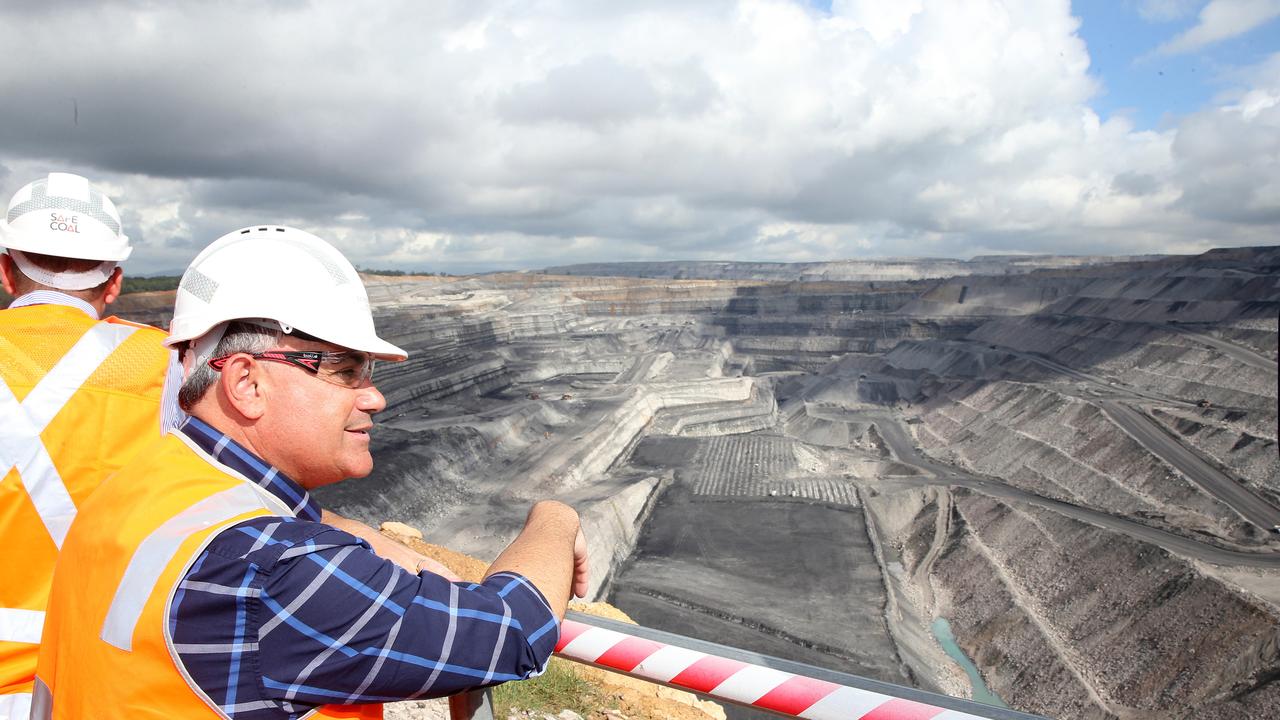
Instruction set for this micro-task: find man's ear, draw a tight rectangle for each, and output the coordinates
[218,354,268,420]
[101,266,124,306]
[0,254,18,296]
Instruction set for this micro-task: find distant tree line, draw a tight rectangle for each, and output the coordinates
[116,269,446,294]
[121,276,182,294]
[356,268,450,277]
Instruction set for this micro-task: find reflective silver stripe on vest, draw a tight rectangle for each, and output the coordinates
[0,607,44,645]
[29,677,51,720]
[101,483,270,652]
[0,321,138,548]
[1,688,34,720]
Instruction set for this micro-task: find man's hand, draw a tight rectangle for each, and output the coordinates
[485,501,589,618]
[322,509,462,582]
[572,526,589,600]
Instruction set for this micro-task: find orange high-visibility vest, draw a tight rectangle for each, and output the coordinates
[32,430,382,719]
[0,303,170,718]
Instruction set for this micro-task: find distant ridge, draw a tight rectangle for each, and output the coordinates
[540,254,1164,282]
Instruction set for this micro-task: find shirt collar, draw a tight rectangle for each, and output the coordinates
[8,290,100,319]
[178,415,322,522]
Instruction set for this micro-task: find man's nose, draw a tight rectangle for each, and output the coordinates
[356,383,387,413]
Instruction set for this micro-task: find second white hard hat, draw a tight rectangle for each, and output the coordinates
[0,172,132,261]
[167,225,407,361]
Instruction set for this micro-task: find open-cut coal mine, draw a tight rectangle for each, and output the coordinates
[118,246,1280,719]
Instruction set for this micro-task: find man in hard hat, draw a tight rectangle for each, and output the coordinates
[0,175,458,720]
[0,172,183,720]
[34,226,587,719]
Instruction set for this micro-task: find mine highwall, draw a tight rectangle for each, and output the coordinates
[880,488,1280,719]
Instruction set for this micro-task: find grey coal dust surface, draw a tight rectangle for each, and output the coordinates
[609,484,906,720]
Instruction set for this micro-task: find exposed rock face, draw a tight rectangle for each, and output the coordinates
[915,380,1250,541]
[1151,407,1278,503]
[915,490,1280,718]
[965,315,1276,424]
[107,247,1280,720]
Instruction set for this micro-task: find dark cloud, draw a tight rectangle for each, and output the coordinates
[498,56,662,127]
[0,2,1275,275]
[164,234,200,249]
[1112,172,1161,197]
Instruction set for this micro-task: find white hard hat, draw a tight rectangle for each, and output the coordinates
[0,172,132,261]
[167,225,407,361]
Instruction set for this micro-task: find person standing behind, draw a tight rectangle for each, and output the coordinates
[0,172,182,720]
[0,178,446,720]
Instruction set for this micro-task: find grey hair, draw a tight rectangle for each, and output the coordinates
[177,321,281,412]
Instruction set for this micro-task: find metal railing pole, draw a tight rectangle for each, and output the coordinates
[556,611,1049,720]
[447,688,494,720]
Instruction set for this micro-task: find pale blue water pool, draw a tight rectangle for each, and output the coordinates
[930,616,1009,708]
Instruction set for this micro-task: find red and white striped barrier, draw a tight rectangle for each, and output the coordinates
[555,618,991,720]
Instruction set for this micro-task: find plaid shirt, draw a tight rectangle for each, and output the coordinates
[169,417,559,718]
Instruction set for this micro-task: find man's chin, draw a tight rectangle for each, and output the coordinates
[299,462,373,490]
[344,456,375,480]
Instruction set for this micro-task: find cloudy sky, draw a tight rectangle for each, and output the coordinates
[0,1,1277,274]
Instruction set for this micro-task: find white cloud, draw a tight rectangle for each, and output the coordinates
[1156,0,1280,55]
[0,1,1275,273]
[1170,52,1280,223]
[1137,0,1201,22]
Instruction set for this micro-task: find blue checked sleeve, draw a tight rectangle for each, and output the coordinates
[170,517,561,716]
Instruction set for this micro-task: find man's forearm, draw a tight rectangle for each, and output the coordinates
[321,509,460,580]
[485,500,586,617]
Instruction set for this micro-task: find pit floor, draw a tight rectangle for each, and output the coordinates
[609,483,909,720]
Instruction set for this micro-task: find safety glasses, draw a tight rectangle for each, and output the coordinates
[208,350,375,388]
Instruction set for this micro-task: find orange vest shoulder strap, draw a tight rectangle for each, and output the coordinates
[103,315,165,333]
